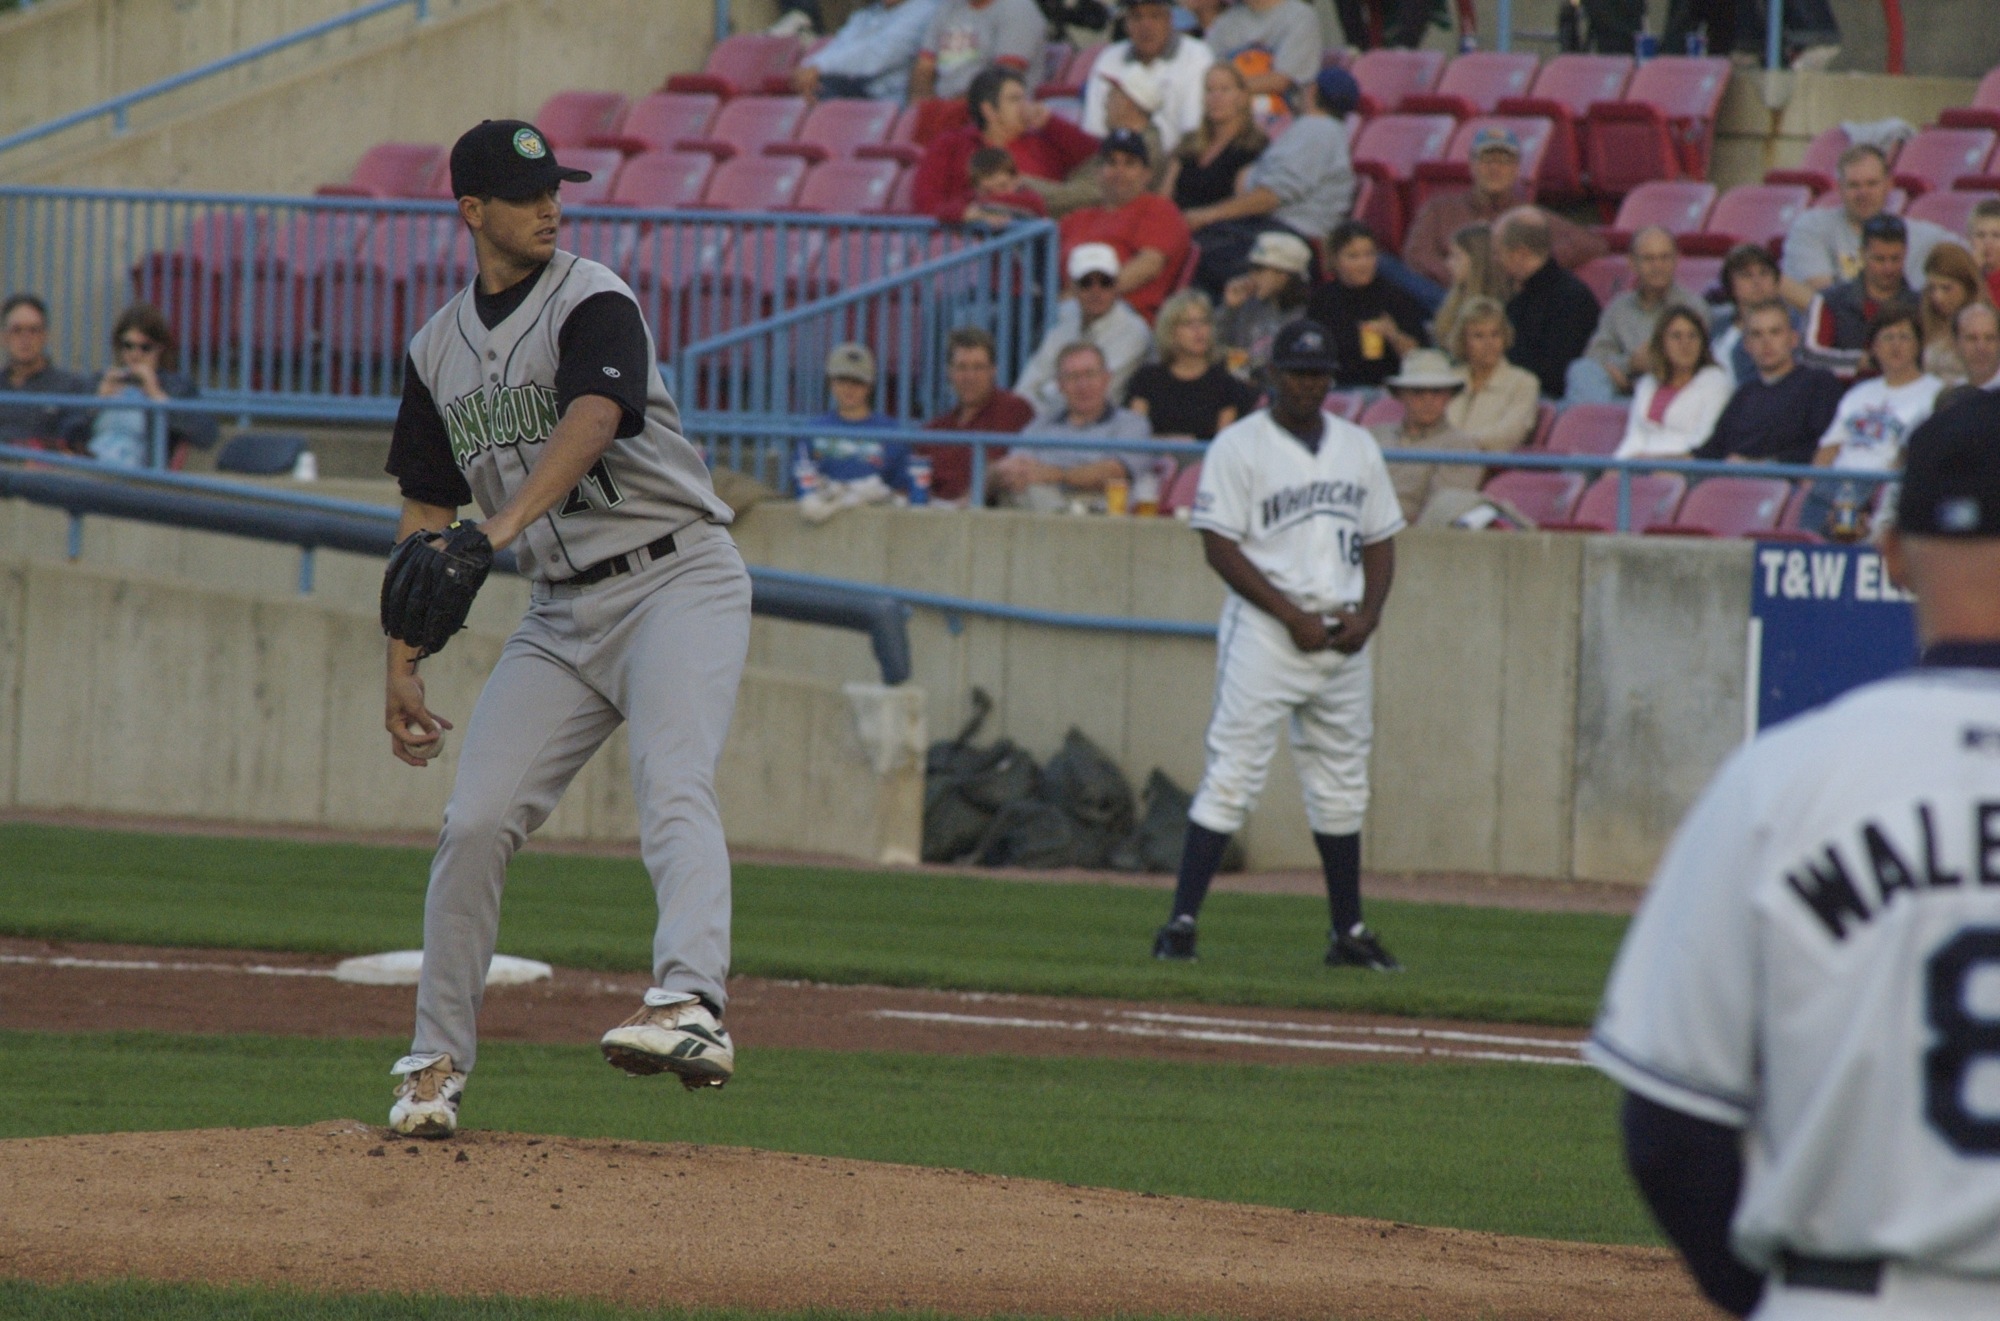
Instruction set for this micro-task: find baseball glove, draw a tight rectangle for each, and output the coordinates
[380,520,493,659]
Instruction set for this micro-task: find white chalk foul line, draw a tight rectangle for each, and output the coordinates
[0,953,335,978]
[869,1008,1586,1067]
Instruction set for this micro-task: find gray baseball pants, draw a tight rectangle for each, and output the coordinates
[410,519,751,1074]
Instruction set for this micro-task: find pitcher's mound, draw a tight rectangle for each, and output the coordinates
[0,1124,1705,1319]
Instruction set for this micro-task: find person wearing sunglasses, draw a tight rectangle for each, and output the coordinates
[0,292,91,451]
[1013,243,1152,415]
[81,304,215,468]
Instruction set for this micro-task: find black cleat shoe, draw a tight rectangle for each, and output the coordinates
[1326,925,1402,972]
[1152,916,1198,961]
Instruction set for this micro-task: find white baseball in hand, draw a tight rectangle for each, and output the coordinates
[404,722,444,760]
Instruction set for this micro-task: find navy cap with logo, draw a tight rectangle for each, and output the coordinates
[450,120,592,202]
[1269,319,1340,374]
[1894,389,2000,537]
[1100,128,1151,165]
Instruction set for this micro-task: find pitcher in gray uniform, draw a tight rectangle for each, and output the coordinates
[382,119,750,1139]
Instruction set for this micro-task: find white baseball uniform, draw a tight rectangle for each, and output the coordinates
[1589,663,2000,1318]
[1187,408,1405,836]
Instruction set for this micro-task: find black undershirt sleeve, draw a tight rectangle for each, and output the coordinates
[554,291,652,439]
[1620,1090,1765,1317]
[385,355,472,509]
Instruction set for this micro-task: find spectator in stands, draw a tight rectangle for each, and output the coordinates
[1918,242,1989,385]
[1217,229,1310,377]
[0,293,90,451]
[1058,130,1192,320]
[1431,225,1512,355]
[1160,64,1267,213]
[1015,243,1154,411]
[1495,208,1602,399]
[76,303,216,469]
[1956,302,2000,392]
[1444,297,1541,453]
[920,327,1034,503]
[992,341,1150,510]
[1803,305,1942,537]
[789,0,943,101]
[1565,227,1708,405]
[1691,300,1845,466]
[1372,348,1481,524]
[1401,127,1607,292]
[1734,0,1842,71]
[1185,65,1357,295]
[796,343,912,500]
[1199,0,1322,111]
[1709,244,1803,385]
[1083,66,1172,192]
[965,147,1049,223]
[1183,0,1227,36]
[1780,145,1950,308]
[913,68,1102,224]
[1126,290,1257,438]
[1306,219,1431,390]
[1802,214,1918,377]
[1612,306,1733,460]
[910,0,1047,101]
[1083,0,1214,156]
[1969,198,2000,306]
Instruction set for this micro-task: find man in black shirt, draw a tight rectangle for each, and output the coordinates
[1495,209,1601,399]
[1693,300,1844,465]
[0,293,91,450]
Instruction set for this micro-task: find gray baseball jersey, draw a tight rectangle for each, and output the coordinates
[393,248,732,581]
[1588,665,2000,1274]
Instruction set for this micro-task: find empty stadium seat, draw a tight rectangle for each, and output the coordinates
[1542,472,1687,532]
[591,92,722,156]
[678,95,808,160]
[131,212,263,355]
[1575,254,1631,306]
[1648,476,1790,537]
[666,33,802,97]
[606,150,717,209]
[247,211,376,370]
[1890,127,1998,197]
[1161,460,1204,514]
[323,210,464,355]
[1701,183,1813,253]
[1358,396,1404,427]
[1351,113,1457,249]
[1409,115,1553,213]
[1496,53,1631,200]
[887,167,918,213]
[1677,255,1725,298]
[1541,402,1628,456]
[1582,55,1731,197]
[794,158,902,213]
[1322,390,1366,420]
[556,148,628,205]
[1479,469,1585,523]
[1939,67,2000,133]
[1529,400,1559,449]
[217,432,309,474]
[316,142,446,199]
[1905,188,1999,235]
[697,154,809,210]
[535,91,631,151]
[1350,48,1446,116]
[1764,125,1858,194]
[1401,50,1540,118]
[1607,180,1717,249]
[773,98,904,164]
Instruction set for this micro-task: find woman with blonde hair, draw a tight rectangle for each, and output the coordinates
[1431,224,1510,352]
[1159,63,1267,211]
[1444,297,1540,453]
[1124,289,1257,440]
[1918,241,1988,384]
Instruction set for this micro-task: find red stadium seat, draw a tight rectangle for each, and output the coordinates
[1497,53,1631,201]
[592,92,721,156]
[1161,460,1203,514]
[677,95,808,161]
[1677,255,1725,299]
[1479,469,1586,524]
[1905,188,1999,235]
[534,91,631,151]
[557,215,640,272]
[1541,402,1628,456]
[246,211,375,376]
[794,158,901,213]
[1775,482,1825,536]
[1322,390,1366,420]
[556,148,627,205]
[1582,56,1730,198]
[1037,41,1073,90]
[1939,68,2000,133]
[1351,113,1457,249]
[1528,400,1559,449]
[665,33,802,97]
[606,150,716,209]
[316,143,446,199]
[1648,476,1790,537]
[321,211,464,363]
[1543,472,1687,533]
[1350,48,1447,117]
[131,212,263,356]
[1358,396,1404,428]
[1401,51,1540,118]
[1701,183,1813,253]
[1410,115,1553,213]
[772,98,904,164]
[1764,125,1858,195]
[1890,127,1998,197]
[1036,42,1103,99]
[697,153,808,210]
[1606,180,1717,249]
[887,166,918,213]
[1575,254,1631,306]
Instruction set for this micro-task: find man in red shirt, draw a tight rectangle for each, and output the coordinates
[912,67,1100,224]
[920,327,1034,502]
[1057,130,1191,321]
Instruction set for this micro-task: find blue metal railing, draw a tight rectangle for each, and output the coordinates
[0,0,435,160]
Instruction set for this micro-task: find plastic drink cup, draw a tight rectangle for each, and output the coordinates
[1104,476,1130,515]
[1133,470,1160,516]
[1359,323,1385,359]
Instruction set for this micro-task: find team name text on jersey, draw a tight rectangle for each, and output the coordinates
[1259,479,1368,533]
[443,383,560,468]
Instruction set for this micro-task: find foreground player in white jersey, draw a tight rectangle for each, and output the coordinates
[1588,388,2000,1318]
[381,120,750,1138]
[1152,319,1406,969]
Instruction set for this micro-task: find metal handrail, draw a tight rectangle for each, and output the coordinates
[0,0,432,158]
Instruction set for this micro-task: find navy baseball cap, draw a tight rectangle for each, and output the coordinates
[1269,319,1340,374]
[1861,213,1908,246]
[450,120,592,202]
[1100,128,1150,165]
[1314,67,1361,117]
[1895,389,2000,536]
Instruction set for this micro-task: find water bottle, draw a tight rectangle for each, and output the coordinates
[1829,482,1861,542]
[1685,31,1706,56]
[1458,31,1477,54]
[793,455,821,499]
[1635,30,1659,62]
[907,454,932,506]
[291,449,318,482]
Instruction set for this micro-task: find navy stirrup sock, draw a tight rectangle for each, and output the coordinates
[1170,822,1232,921]
[1315,831,1362,933]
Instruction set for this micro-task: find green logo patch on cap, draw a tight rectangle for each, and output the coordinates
[512,128,547,159]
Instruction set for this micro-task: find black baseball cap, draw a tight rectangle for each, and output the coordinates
[1269,319,1340,374]
[1100,129,1150,165]
[450,120,592,202]
[1861,213,1908,246]
[1895,389,2000,536]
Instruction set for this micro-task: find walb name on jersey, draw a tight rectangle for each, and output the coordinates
[1259,480,1367,533]
[1786,800,2000,939]
[442,384,560,468]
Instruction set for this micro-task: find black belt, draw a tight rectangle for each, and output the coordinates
[1778,1251,1884,1295]
[563,532,676,587]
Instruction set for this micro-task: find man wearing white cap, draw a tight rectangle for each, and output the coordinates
[1014,242,1154,413]
[1367,348,1485,525]
[1083,0,1213,156]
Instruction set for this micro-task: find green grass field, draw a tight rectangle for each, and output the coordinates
[0,824,1625,1025]
[2,1030,1649,1245]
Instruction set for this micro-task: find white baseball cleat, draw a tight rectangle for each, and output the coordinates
[600,992,735,1089]
[389,1054,465,1138]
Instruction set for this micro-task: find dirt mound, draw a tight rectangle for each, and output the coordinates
[0,1124,1703,1319]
